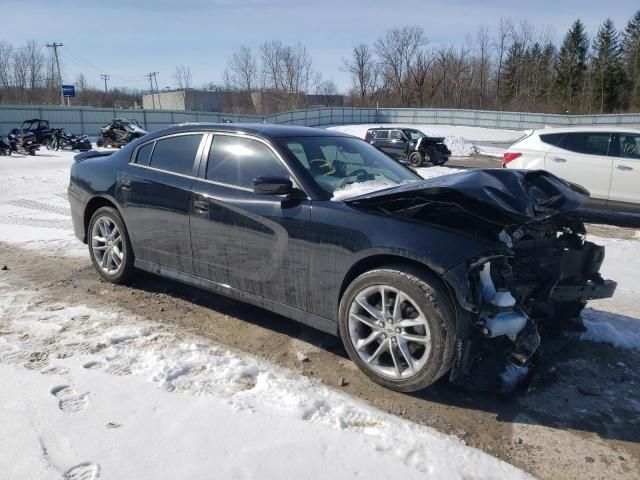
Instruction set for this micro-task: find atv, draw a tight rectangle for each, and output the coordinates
[20,119,54,147]
[365,127,451,167]
[96,118,148,148]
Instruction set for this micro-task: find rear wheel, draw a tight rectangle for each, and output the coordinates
[408,151,424,167]
[88,206,135,283]
[339,267,456,392]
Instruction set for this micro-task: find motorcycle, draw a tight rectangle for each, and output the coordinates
[8,128,39,156]
[96,118,147,148]
[49,129,92,152]
[0,135,11,156]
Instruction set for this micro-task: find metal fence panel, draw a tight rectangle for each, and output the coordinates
[1,105,639,137]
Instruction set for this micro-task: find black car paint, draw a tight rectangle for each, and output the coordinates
[69,124,616,391]
[69,124,495,335]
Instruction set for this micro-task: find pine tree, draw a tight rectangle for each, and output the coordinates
[622,10,640,108]
[592,18,627,112]
[556,20,589,112]
[501,40,525,105]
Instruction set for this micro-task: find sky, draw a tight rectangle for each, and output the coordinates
[5,0,639,92]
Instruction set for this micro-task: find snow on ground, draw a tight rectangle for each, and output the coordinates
[328,124,524,157]
[0,151,532,479]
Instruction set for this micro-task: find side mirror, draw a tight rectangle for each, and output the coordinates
[253,176,294,195]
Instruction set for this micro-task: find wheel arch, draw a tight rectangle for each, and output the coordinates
[82,196,125,243]
[338,254,458,315]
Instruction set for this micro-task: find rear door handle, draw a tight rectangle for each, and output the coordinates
[550,157,567,163]
[616,164,633,171]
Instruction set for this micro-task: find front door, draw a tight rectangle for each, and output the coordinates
[544,131,613,201]
[189,133,312,309]
[119,132,206,273]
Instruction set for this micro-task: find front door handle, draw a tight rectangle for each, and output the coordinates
[120,179,132,189]
[616,164,633,171]
[193,199,208,212]
[550,157,567,163]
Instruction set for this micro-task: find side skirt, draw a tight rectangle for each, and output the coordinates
[134,258,338,336]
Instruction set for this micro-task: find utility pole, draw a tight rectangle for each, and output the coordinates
[100,74,110,93]
[146,72,156,109]
[46,42,64,106]
[152,72,161,109]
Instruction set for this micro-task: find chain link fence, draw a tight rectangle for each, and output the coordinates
[1,105,639,135]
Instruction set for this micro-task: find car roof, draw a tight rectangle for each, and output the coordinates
[156,123,352,139]
[535,126,640,134]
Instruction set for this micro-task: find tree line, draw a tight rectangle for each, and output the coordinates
[1,10,638,115]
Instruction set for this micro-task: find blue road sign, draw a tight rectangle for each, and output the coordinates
[61,85,76,97]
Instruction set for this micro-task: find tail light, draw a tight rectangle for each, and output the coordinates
[503,152,522,165]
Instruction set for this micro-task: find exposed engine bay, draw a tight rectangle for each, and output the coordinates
[347,169,617,391]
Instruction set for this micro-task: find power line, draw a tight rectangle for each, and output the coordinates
[46,42,64,106]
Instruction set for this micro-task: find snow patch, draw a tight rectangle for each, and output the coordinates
[582,310,640,350]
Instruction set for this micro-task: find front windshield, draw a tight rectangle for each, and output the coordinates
[277,136,420,199]
[404,130,425,141]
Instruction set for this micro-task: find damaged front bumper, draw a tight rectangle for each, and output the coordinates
[443,231,617,392]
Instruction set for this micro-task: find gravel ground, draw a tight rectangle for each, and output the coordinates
[1,235,639,480]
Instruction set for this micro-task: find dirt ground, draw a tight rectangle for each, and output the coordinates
[1,229,639,480]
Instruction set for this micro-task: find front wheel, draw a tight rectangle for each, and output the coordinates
[408,151,424,167]
[339,267,456,392]
[88,206,135,283]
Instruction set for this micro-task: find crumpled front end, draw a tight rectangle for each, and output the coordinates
[444,213,616,391]
[347,169,617,391]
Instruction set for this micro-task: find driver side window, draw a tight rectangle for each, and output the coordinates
[389,130,404,140]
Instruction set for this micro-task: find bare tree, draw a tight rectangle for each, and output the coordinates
[375,26,425,106]
[24,40,44,91]
[494,17,514,106]
[408,48,434,106]
[173,65,193,90]
[227,46,257,92]
[476,25,491,108]
[342,44,378,105]
[12,49,29,91]
[0,42,12,91]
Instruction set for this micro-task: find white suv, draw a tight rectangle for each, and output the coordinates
[503,126,640,212]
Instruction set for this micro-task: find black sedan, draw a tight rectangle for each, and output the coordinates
[68,124,615,392]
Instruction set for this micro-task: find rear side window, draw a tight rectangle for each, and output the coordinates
[389,130,404,140]
[539,133,565,147]
[375,130,389,139]
[558,132,611,156]
[135,142,154,166]
[148,134,203,175]
[618,134,640,159]
[206,135,288,188]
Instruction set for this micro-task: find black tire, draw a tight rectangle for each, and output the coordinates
[96,138,104,148]
[339,267,456,392]
[88,206,135,284]
[408,151,424,167]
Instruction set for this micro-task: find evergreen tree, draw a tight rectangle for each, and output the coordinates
[501,40,525,105]
[556,19,589,112]
[622,10,640,108]
[591,18,627,112]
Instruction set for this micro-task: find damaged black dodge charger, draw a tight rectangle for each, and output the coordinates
[68,124,616,392]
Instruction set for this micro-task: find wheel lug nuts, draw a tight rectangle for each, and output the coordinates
[378,321,385,328]
[381,333,387,339]
[395,328,401,333]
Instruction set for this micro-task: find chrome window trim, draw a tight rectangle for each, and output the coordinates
[127,129,309,197]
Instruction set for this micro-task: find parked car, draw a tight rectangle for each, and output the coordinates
[69,124,615,392]
[503,126,640,213]
[365,127,451,167]
[97,118,148,148]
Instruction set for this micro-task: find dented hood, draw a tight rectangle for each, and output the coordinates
[345,169,589,225]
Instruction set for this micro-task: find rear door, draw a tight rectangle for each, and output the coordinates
[544,131,613,200]
[189,133,312,308]
[119,132,206,273]
[608,132,640,211]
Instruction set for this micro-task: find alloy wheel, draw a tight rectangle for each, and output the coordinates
[347,284,432,379]
[91,215,124,275]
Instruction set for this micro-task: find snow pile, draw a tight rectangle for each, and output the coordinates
[581,311,640,350]
[327,124,523,157]
[0,281,532,480]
